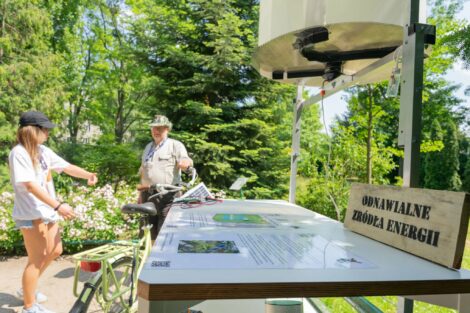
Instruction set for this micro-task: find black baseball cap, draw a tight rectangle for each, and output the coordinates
[19,111,56,128]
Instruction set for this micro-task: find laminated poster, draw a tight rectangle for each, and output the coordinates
[146,212,376,270]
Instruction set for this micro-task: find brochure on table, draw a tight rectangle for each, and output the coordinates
[146,211,376,270]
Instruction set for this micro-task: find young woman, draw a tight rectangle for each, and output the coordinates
[9,111,98,313]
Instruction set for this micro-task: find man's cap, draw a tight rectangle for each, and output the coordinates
[149,115,172,129]
[19,111,56,129]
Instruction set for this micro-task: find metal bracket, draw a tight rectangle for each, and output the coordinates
[408,23,436,45]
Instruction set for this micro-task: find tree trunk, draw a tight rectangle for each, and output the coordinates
[115,87,125,143]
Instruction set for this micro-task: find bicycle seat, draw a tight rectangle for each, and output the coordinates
[121,202,157,216]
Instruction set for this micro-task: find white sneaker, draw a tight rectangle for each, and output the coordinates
[33,303,56,313]
[21,305,40,313]
[16,288,48,303]
[22,303,56,313]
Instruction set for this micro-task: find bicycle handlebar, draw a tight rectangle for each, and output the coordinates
[142,167,198,201]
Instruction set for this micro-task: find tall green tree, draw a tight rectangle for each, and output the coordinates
[130,0,294,198]
[424,120,462,190]
[463,152,470,192]
[86,0,154,143]
[47,0,97,143]
[0,0,65,163]
[341,84,398,184]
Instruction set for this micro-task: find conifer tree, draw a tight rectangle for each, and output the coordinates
[130,0,295,198]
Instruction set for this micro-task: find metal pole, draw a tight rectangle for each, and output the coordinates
[397,0,435,311]
[398,0,424,189]
[289,83,304,204]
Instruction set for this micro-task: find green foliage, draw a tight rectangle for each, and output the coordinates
[297,83,397,221]
[0,164,11,192]
[322,296,457,313]
[58,139,141,191]
[298,124,396,221]
[297,103,327,177]
[463,153,470,192]
[129,0,294,199]
[0,0,66,163]
[423,119,462,191]
[0,191,22,254]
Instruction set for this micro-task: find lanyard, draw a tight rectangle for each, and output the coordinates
[145,139,167,162]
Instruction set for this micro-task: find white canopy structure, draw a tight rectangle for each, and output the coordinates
[252,0,433,204]
[253,0,425,86]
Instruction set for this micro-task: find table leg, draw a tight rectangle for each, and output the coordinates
[457,293,470,313]
[397,297,414,313]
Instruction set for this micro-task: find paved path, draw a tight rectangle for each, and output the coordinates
[0,256,90,313]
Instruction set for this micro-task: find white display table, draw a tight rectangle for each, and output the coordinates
[137,199,470,313]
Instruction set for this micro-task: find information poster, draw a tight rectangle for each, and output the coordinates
[164,211,318,230]
[146,212,376,270]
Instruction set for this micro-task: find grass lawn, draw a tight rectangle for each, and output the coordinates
[319,225,470,312]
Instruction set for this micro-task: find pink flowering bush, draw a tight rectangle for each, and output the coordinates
[0,183,140,255]
[0,191,22,253]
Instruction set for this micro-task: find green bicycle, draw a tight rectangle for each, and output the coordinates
[69,169,197,313]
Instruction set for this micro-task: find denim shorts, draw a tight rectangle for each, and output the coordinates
[14,218,57,230]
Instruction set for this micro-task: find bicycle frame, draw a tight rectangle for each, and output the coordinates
[71,168,197,312]
[71,223,153,311]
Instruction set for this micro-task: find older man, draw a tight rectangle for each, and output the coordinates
[138,115,193,239]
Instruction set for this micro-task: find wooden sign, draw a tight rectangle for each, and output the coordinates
[344,183,470,268]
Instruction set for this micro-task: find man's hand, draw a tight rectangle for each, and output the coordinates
[177,158,191,170]
[57,203,76,220]
[88,173,98,186]
[137,184,150,191]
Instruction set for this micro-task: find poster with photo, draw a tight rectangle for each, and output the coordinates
[146,230,376,270]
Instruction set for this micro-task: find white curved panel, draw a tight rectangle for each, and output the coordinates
[253,0,426,86]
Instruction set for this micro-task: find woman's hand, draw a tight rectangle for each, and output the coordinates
[87,173,98,186]
[63,165,98,186]
[57,203,76,220]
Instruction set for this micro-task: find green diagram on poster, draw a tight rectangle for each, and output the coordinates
[178,240,240,254]
[213,214,267,224]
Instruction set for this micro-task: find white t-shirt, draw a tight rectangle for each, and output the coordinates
[9,144,70,221]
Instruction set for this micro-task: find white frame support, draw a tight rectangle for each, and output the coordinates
[289,82,306,204]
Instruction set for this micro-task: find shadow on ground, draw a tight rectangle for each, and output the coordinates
[54,267,93,282]
[0,292,22,313]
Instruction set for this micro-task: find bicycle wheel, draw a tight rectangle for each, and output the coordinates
[104,256,136,313]
[69,256,136,313]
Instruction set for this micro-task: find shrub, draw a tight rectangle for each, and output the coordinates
[0,183,140,255]
[0,191,22,254]
[58,141,141,191]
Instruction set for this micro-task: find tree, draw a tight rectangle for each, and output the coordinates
[341,84,398,184]
[130,0,295,198]
[462,151,470,192]
[0,0,65,188]
[424,119,462,190]
[83,0,154,143]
